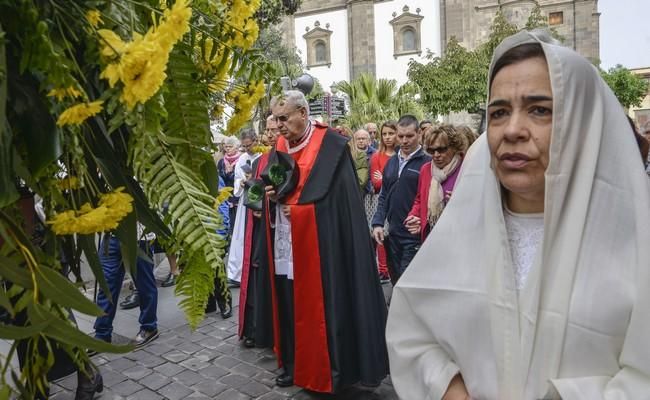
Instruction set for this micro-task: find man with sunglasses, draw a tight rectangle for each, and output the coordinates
[263,90,389,393]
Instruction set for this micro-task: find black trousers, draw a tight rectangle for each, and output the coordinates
[275,275,295,375]
[384,235,420,285]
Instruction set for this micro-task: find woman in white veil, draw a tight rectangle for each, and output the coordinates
[386,30,650,400]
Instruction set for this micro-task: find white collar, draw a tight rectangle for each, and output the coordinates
[288,121,314,154]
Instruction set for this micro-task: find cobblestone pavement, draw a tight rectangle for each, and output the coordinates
[34,260,399,400]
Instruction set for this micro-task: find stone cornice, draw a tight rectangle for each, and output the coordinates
[474,0,579,11]
[294,4,347,17]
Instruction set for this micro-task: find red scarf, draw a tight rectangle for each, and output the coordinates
[223,152,241,171]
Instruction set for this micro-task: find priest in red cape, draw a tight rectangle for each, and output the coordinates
[264,90,389,393]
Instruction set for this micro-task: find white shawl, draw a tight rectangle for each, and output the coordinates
[386,30,650,400]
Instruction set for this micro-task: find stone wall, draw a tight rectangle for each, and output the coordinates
[573,0,600,63]
[280,16,296,49]
[298,0,348,15]
[440,0,599,63]
[347,0,376,79]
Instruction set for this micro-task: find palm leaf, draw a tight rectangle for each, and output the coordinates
[376,78,397,105]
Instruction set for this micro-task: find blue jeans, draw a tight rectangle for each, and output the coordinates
[94,236,157,341]
[385,235,420,285]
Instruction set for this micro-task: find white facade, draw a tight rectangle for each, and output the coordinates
[374,0,442,86]
[294,10,350,89]
[289,0,441,89]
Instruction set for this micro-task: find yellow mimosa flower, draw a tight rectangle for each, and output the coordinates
[48,188,134,235]
[98,29,126,58]
[56,101,104,127]
[214,187,233,208]
[47,86,83,101]
[157,0,192,48]
[85,10,103,28]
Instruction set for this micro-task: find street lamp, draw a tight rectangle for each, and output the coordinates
[330,82,338,96]
[280,74,314,95]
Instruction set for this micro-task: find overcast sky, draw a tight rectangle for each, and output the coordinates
[599,0,650,70]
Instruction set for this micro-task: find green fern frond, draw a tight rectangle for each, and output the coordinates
[164,41,212,172]
[174,252,216,326]
[133,131,228,328]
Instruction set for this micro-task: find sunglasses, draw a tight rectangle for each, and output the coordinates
[427,146,448,155]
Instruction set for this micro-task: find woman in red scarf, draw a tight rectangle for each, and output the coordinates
[218,136,241,240]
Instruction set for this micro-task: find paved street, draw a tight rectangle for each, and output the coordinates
[2,257,398,399]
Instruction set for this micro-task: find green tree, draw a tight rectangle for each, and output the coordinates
[407,6,559,116]
[600,65,648,109]
[333,73,424,128]
[256,0,302,29]
[249,25,323,125]
[407,37,487,116]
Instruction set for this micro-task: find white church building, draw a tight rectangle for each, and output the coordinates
[280,0,600,89]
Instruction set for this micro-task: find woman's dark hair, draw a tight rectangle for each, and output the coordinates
[490,43,546,83]
[419,119,432,129]
[239,128,257,141]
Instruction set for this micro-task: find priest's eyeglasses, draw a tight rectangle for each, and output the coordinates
[274,107,304,122]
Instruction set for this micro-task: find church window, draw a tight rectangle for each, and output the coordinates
[390,6,423,58]
[549,11,564,26]
[303,22,333,68]
[401,28,416,51]
[315,40,327,63]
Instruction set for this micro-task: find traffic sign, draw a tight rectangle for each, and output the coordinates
[331,97,346,117]
[309,98,325,116]
[308,96,346,118]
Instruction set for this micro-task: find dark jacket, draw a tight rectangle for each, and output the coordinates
[371,147,431,239]
[217,158,237,203]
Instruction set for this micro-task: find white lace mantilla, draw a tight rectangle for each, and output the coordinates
[504,208,544,290]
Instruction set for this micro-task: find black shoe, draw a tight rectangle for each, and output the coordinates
[243,337,255,348]
[75,366,103,400]
[227,279,240,288]
[132,329,159,348]
[379,274,391,284]
[87,337,110,357]
[218,296,233,319]
[205,302,217,314]
[275,373,293,387]
[119,293,139,310]
[161,273,176,288]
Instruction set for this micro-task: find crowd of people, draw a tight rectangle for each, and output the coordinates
[10,29,650,399]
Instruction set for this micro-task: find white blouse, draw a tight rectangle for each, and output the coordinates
[504,208,544,290]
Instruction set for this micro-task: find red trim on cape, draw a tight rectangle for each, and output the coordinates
[289,204,332,392]
[273,126,333,392]
[265,195,282,362]
[238,152,270,337]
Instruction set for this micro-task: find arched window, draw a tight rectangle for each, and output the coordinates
[303,24,333,68]
[401,28,416,51]
[315,40,327,63]
[390,7,423,58]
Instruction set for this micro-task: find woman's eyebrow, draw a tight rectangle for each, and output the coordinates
[488,95,552,108]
